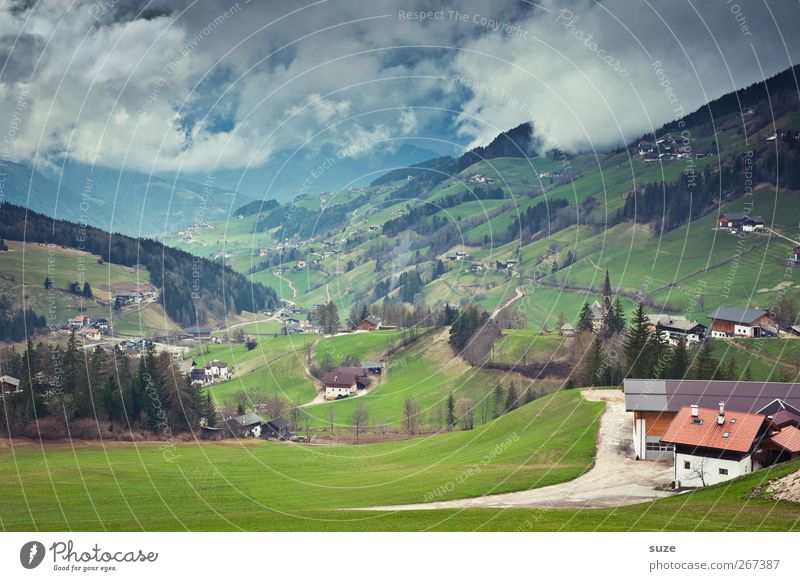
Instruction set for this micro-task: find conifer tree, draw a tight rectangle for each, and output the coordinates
[576,302,594,333]
[446,392,456,429]
[623,303,651,378]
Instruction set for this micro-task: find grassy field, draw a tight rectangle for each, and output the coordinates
[0,389,605,531]
[304,331,538,429]
[2,390,798,531]
[189,337,317,406]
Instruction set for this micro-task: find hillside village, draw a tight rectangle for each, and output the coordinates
[1,59,800,534]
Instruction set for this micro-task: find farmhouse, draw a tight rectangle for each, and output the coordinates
[356,316,381,331]
[261,417,292,440]
[322,371,359,399]
[560,322,576,337]
[0,375,20,395]
[707,305,771,338]
[79,327,102,342]
[784,246,800,267]
[225,413,262,438]
[204,360,229,380]
[495,259,518,270]
[660,403,774,488]
[624,378,800,460]
[190,368,212,386]
[718,213,764,232]
[646,314,706,343]
[184,326,212,339]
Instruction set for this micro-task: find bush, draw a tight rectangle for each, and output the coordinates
[68,418,113,440]
[23,417,66,440]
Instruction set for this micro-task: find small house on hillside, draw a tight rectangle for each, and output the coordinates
[261,417,292,440]
[356,316,381,331]
[204,360,229,380]
[225,413,263,438]
[0,375,20,395]
[559,323,576,337]
[322,371,358,399]
[660,403,774,488]
[184,326,212,339]
[646,314,706,343]
[708,306,771,338]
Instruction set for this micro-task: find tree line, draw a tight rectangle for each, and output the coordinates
[0,203,279,327]
[0,331,215,439]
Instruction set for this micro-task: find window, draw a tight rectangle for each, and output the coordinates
[719,468,728,475]
[684,461,691,469]
[692,419,704,425]
[723,432,730,438]
[645,442,674,452]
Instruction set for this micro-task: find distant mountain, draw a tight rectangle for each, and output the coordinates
[188,143,441,203]
[371,122,537,189]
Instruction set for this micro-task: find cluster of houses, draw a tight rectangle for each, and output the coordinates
[636,135,703,162]
[717,212,765,236]
[53,314,111,342]
[114,284,157,307]
[190,359,230,386]
[321,361,384,400]
[625,378,800,488]
[469,174,495,185]
[201,413,294,441]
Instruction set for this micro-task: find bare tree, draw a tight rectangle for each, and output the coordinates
[457,397,475,430]
[402,398,420,435]
[351,403,369,442]
[263,395,287,421]
[687,457,708,487]
[288,406,301,431]
[327,406,335,435]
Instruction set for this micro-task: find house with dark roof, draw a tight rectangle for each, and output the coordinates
[322,371,358,399]
[261,417,292,440]
[184,326,212,339]
[646,314,706,343]
[361,360,385,374]
[225,412,263,438]
[624,378,800,460]
[718,212,763,231]
[660,403,774,488]
[559,322,576,337]
[707,305,771,338]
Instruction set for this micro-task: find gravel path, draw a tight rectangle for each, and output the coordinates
[356,389,674,510]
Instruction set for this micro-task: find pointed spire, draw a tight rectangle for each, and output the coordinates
[603,269,612,298]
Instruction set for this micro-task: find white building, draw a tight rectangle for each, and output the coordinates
[660,404,773,488]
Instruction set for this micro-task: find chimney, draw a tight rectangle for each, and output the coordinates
[717,402,725,425]
[691,405,699,417]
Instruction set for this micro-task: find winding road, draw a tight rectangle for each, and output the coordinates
[356,389,674,511]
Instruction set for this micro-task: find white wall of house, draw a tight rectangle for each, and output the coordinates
[734,324,755,337]
[711,329,729,338]
[325,386,353,399]
[674,451,754,488]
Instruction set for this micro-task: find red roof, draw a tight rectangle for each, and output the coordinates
[660,406,770,453]
[768,425,800,453]
[322,371,357,387]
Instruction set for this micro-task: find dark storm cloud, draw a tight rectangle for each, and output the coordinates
[0,0,796,172]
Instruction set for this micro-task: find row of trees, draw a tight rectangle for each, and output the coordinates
[576,303,758,387]
[0,202,279,327]
[0,331,214,438]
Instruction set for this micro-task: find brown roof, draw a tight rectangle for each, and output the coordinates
[337,366,367,377]
[660,406,770,453]
[768,425,800,453]
[322,371,357,387]
[772,409,800,428]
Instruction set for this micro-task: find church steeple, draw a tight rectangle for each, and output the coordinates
[602,269,612,318]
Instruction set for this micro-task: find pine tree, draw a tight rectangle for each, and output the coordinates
[82,282,93,298]
[576,303,594,333]
[725,357,739,380]
[504,383,518,412]
[609,297,626,334]
[623,303,651,378]
[742,363,753,382]
[692,340,719,380]
[524,386,536,404]
[491,384,504,417]
[583,337,606,386]
[44,276,52,290]
[669,337,690,378]
[446,392,456,429]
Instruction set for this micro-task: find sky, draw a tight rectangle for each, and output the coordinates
[0,0,798,180]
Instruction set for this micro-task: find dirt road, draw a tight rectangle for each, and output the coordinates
[357,389,674,510]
